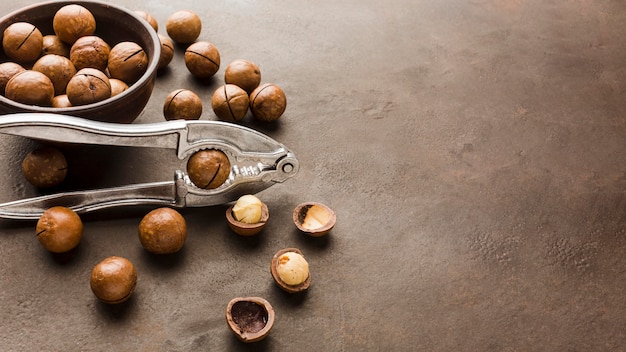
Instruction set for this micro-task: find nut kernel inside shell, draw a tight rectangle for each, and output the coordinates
[294,202,336,236]
[108,41,148,84]
[270,248,311,293]
[249,83,287,122]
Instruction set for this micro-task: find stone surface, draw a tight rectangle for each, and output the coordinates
[0,0,625,351]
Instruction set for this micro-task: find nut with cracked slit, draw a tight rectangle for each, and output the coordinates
[226,297,275,343]
[0,62,25,96]
[2,22,43,63]
[211,84,249,122]
[90,256,137,304]
[184,41,220,79]
[163,89,202,121]
[186,149,231,189]
[69,35,110,71]
[108,41,148,84]
[66,68,111,106]
[249,83,287,122]
[36,206,82,253]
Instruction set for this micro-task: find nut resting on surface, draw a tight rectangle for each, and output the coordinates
[186,149,231,189]
[90,256,137,304]
[52,4,96,44]
[293,202,336,237]
[21,146,67,188]
[157,34,174,70]
[36,206,83,253]
[163,89,202,121]
[224,59,261,94]
[211,84,249,122]
[226,297,275,343]
[5,70,54,106]
[65,68,111,106]
[166,10,202,44]
[138,207,187,254]
[270,248,311,293]
[226,195,269,236]
[249,83,287,122]
[184,41,220,79]
[2,22,43,63]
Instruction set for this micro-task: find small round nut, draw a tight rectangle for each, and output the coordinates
[108,41,148,84]
[270,248,311,293]
[224,59,261,94]
[249,83,287,122]
[69,35,110,71]
[32,54,77,96]
[163,89,202,121]
[135,10,158,32]
[138,207,187,254]
[5,70,54,106]
[66,68,111,106]
[90,256,137,304]
[36,206,83,253]
[226,297,275,343]
[22,146,67,188]
[293,202,336,237]
[157,34,174,70]
[166,10,201,44]
[184,41,220,79]
[226,195,269,237]
[51,95,72,108]
[42,35,70,57]
[2,22,43,63]
[0,62,25,96]
[53,4,96,44]
[109,78,129,97]
[186,149,231,189]
[211,84,249,122]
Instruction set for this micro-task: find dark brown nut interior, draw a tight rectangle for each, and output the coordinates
[225,59,261,94]
[0,62,25,95]
[66,68,111,106]
[226,297,275,343]
[186,149,231,189]
[108,41,149,84]
[109,78,129,97]
[33,54,77,96]
[138,207,187,254]
[52,4,97,44]
[157,34,174,70]
[184,41,220,79]
[2,22,43,64]
[163,89,203,120]
[36,206,82,253]
[69,35,110,71]
[270,247,311,293]
[166,10,202,44]
[249,83,287,122]
[51,94,72,108]
[90,256,137,304]
[42,35,70,57]
[135,10,158,32]
[293,202,336,237]
[211,84,249,122]
[5,70,54,106]
[21,146,67,188]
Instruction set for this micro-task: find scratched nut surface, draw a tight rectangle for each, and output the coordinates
[224,59,261,94]
[226,297,275,343]
[21,146,67,189]
[2,22,43,63]
[5,70,54,107]
[90,256,137,304]
[108,41,148,84]
[0,62,25,96]
[211,84,249,122]
[184,41,220,79]
[166,10,202,44]
[163,89,203,121]
[69,35,110,71]
[32,54,77,96]
[186,149,231,189]
[138,207,188,254]
[66,68,111,106]
[36,206,83,253]
[249,83,287,122]
[52,4,96,44]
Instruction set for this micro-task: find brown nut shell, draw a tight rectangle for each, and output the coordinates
[157,34,174,70]
[184,41,220,79]
[66,68,111,106]
[226,297,275,343]
[32,54,77,96]
[211,84,249,122]
[36,206,82,253]
[90,256,137,304]
[5,70,54,107]
[2,22,43,63]
[135,11,158,32]
[166,10,202,44]
[0,62,25,96]
[69,35,110,71]
[42,35,70,57]
[22,146,67,188]
[293,202,336,237]
[249,83,287,122]
[226,202,269,236]
[52,4,96,44]
[163,89,202,121]
[108,41,148,84]
[224,59,261,94]
[51,95,72,108]
[138,207,187,254]
[109,79,129,97]
[270,248,311,293]
[186,149,231,189]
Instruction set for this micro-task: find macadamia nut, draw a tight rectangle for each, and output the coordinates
[276,252,309,286]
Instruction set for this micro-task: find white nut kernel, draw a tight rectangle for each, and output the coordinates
[276,252,309,286]
[232,195,263,224]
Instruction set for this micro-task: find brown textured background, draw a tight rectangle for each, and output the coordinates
[1,0,625,351]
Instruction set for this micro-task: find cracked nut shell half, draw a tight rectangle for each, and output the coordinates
[270,247,311,293]
[293,202,336,237]
[226,202,269,236]
[226,296,275,343]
